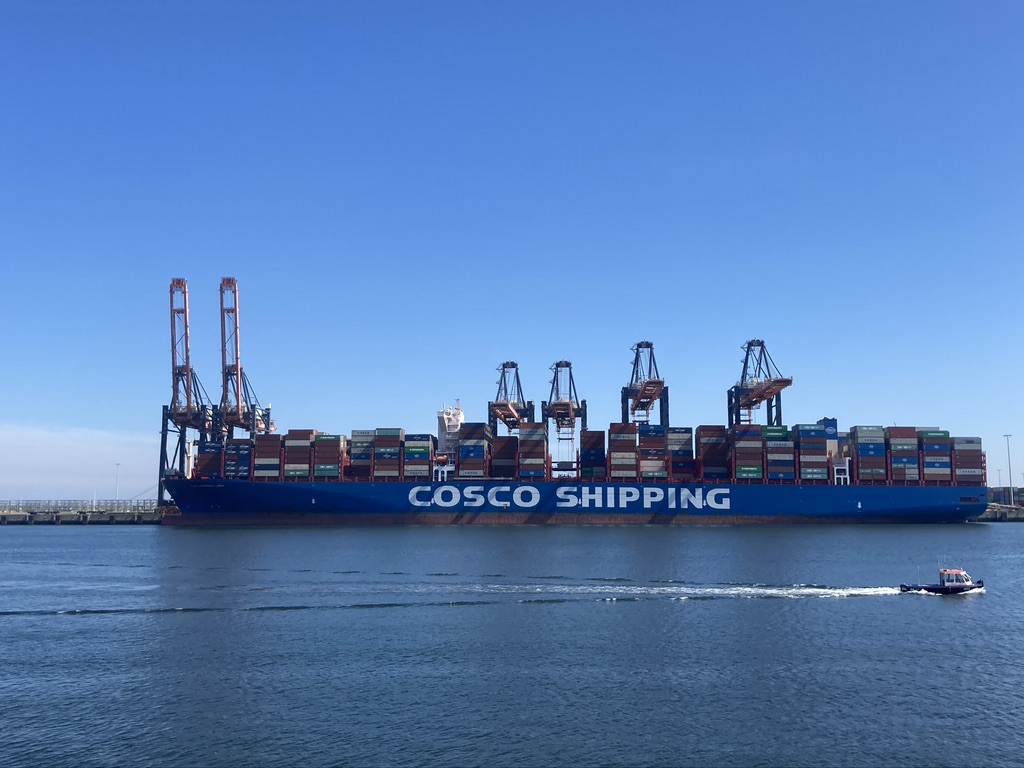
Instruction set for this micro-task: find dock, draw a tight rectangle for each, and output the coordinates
[0,500,163,525]
[979,503,1024,522]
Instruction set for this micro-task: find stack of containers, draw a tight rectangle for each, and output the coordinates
[579,430,606,480]
[919,429,953,484]
[608,423,639,480]
[518,422,547,479]
[793,424,829,483]
[952,437,984,486]
[195,442,224,479]
[696,425,729,480]
[313,434,347,480]
[638,424,668,480]
[729,424,764,481]
[490,435,519,478]
[763,425,795,481]
[885,427,920,484]
[349,430,375,479]
[283,429,315,480]
[818,417,840,459]
[849,426,886,483]
[667,427,696,481]
[224,438,253,480]
[374,428,405,479]
[253,434,282,480]
[403,434,435,479]
[457,423,491,478]
[837,431,851,458]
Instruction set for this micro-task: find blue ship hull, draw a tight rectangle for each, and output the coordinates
[162,479,988,526]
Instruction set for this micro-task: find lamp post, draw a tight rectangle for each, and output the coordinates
[1005,435,1014,506]
[115,463,121,505]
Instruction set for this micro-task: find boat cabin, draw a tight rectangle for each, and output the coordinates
[939,569,975,587]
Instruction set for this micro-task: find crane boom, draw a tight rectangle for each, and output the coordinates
[162,278,215,506]
[543,361,585,434]
[488,361,534,433]
[219,277,272,437]
[620,341,669,425]
[169,278,213,432]
[727,339,792,426]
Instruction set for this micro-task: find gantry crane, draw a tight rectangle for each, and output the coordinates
[542,361,587,438]
[160,278,215,504]
[542,361,587,473]
[727,339,792,427]
[487,361,534,434]
[218,277,273,439]
[621,341,669,425]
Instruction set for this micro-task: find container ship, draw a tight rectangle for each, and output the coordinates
[161,416,988,526]
[158,280,987,526]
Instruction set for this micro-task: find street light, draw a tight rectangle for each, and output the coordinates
[1005,435,1014,506]
[115,463,121,504]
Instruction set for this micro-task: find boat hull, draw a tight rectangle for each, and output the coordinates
[162,479,988,526]
[899,580,985,594]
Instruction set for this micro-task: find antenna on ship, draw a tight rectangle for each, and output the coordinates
[621,341,668,425]
[727,339,792,427]
[160,278,216,505]
[217,277,273,439]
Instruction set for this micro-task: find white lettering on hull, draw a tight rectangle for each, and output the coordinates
[409,485,731,511]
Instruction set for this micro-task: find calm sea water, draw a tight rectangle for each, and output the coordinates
[2,523,1022,768]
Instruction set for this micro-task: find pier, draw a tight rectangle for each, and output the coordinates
[0,500,163,525]
[979,503,1024,522]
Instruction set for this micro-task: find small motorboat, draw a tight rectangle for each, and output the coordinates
[900,567,984,595]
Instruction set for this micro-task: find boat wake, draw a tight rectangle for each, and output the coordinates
[479,582,901,601]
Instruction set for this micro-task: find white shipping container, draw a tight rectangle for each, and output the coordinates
[611,455,639,465]
[955,468,985,476]
[254,470,280,477]
[284,463,310,471]
[765,440,795,448]
[457,470,486,477]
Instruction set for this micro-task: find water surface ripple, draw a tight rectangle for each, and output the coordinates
[1,524,1019,767]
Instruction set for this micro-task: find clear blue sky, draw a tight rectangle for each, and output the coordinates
[3,2,1022,499]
